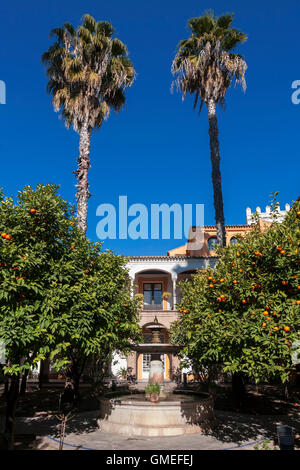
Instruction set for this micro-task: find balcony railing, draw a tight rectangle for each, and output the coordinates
[143,303,163,311]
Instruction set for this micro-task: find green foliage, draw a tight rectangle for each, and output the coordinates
[171,198,300,383]
[254,439,278,450]
[0,184,141,376]
[116,367,127,379]
[145,382,161,395]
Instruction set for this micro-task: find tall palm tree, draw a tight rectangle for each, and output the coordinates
[172,11,247,247]
[42,14,135,234]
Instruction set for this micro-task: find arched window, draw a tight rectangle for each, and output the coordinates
[208,237,218,251]
[230,237,238,245]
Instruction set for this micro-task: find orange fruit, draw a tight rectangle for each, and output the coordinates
[280,250,285,255]
[283,326,290,332]
[233,280,238,284]
[262,322,267,327]
[242,299,246,304]
[296,300,300,305]
[29,209,37,214]
[1,233,7,238]
[209,284,214,288]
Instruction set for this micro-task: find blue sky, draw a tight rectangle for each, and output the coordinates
[0,0,299,255]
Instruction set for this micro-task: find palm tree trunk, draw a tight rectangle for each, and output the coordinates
[207,98,226,247]
[75,118,91,235]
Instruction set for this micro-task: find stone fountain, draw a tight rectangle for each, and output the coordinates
[98,316,217,436]
[147,316,166,392]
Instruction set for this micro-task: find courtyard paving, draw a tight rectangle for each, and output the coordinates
[8,408,300,450]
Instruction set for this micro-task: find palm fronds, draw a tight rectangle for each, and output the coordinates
[172,10,247,112]
[42,14,135,133]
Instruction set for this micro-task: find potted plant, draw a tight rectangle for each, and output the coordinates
[116,367,127,381]
[145,382,161,403]
[162,291,171,300]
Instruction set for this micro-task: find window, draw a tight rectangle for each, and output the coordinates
[230,237,238,245]
[208,237,218,251]
[143,283,162,306]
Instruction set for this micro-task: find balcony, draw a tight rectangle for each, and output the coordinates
[143,303,163,311]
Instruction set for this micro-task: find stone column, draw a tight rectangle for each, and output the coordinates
[172,274,177,310]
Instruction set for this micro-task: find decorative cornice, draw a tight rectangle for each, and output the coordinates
[189,224,250,230]
[128,255,217,262]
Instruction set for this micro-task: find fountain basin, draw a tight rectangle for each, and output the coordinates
[98,391,216,437]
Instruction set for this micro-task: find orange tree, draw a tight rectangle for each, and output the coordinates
[0,184,140,448]
[171,199,300,387]
[44,236,141,403]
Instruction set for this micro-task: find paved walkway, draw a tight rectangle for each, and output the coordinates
[8,409,300,450]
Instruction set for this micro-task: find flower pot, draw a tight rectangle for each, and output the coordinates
[150,393,159,403]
